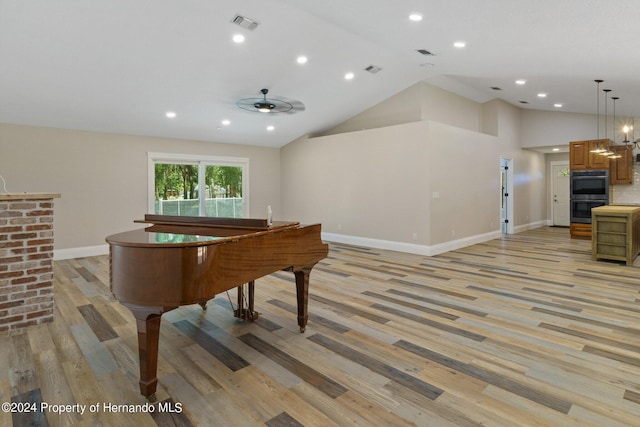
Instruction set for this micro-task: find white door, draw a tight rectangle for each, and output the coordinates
[552,163,570,226]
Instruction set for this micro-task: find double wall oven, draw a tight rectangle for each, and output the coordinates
[570,170,609,223]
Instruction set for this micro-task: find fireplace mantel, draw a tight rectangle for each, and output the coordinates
[0,193,61,201]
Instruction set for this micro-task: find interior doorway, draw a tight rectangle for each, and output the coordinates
[500,158,514,234]
[551,161,570,226]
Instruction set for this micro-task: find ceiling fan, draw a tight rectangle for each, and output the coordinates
[236,89,305,114]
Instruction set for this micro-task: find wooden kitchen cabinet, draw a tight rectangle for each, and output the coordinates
[569,139,610,170]
[609,145,634,184]
[570,223,591,239]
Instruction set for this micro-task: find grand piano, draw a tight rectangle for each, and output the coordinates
[106,214,329,398]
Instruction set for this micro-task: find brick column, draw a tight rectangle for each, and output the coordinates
[0,193,61,332]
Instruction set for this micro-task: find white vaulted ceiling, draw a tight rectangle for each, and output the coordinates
[2,0,640,147]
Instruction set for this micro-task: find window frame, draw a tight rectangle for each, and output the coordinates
[148,152,250,217]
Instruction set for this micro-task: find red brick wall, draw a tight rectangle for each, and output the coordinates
[0,198,56,331]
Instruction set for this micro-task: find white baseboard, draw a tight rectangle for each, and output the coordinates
[513,220,548,233]
[426,230,503,256]
[322,230,503,257]
[54,244,109,260]
[321,233,432,256]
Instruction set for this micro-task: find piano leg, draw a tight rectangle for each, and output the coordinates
[127,305,164,400]
[234,281,259,321]
[294,267,312,333]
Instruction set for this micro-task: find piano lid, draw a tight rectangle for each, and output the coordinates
[106,220,301,248]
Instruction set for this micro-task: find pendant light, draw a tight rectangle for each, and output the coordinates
[609,96,622,159]
[600,89,615,157]
[604,89,610,137]
[590,80,606,153]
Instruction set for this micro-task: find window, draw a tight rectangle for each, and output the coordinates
[148,153,249,218]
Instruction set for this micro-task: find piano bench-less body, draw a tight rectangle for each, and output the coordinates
[106,215,329,398]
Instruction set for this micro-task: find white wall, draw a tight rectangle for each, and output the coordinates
[0,123,281,258]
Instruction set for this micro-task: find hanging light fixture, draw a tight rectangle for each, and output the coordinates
[599,89,616,157]
[608,96,622,159]
[590,80,607,154]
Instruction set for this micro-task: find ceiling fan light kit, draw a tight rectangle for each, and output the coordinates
[236,88,305,114]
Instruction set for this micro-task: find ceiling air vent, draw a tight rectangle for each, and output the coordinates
[231,14,259,31]
[364,65,382,74]
[416,49,434,56]
[490,87,502,91]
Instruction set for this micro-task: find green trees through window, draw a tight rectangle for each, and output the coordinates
[154,164,242,200]
[150,154,248,218]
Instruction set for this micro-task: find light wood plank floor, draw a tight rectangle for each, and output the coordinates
[3,226,640,426]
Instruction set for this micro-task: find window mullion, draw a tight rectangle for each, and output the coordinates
[198,162,206,216]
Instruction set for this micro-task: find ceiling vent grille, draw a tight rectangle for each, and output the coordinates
[364,65,382,74]
[416,49,434,56]
[231,14,259,31]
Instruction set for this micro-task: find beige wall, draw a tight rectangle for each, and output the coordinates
[318,84,423,136]
[521,109,602,149]
[0,123,280,255]
[281,122,430,245]
[318,82,486,138]
[1,81,597,258]
[427,121,499,244]
[281,88,547,254]
[420,83,484,133]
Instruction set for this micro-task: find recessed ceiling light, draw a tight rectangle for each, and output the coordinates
[515,79,526,85]
[409,13,423,22]
[222,119,230,126]
[537,93,547,98]
[296,56,308,64]
[266,125,275,131]
[453,41,466,48]
[552,148,560,152]
[232,34,245,43]
[344,72,355,80]
[554,103,563,108]
[165,112,176,118]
